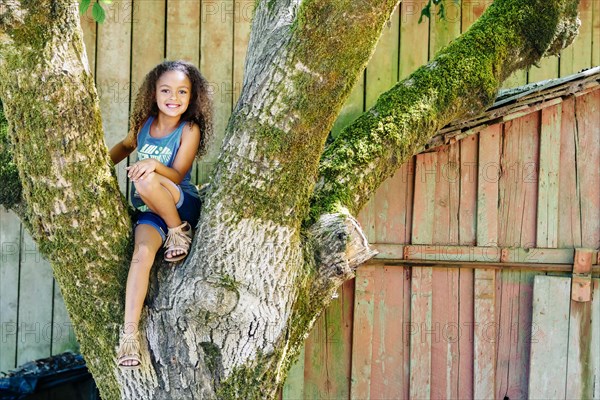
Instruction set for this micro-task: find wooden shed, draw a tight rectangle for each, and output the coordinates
[280,67,600,400]
[1,1,599,399]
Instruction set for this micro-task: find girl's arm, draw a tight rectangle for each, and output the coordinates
[127,123,201,184]
[109,135,136,165]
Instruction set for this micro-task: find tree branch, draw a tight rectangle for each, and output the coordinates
[310,0,580,219]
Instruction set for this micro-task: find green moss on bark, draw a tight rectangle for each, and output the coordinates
[0,100,22,208]
[308,0,577,223]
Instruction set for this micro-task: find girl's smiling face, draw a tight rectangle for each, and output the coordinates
[155,70,192,118]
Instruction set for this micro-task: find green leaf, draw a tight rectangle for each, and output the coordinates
[79,0,91,15]
[92,2,106,23]
[418,3,431,24]
[99,0,113,4]
[437,3,446,19]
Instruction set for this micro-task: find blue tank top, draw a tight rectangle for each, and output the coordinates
[130,116,199,210]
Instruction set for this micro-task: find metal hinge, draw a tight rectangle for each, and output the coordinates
[571,249,593,302]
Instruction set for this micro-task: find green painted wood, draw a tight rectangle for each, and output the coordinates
[528,275,570,399]
[51,281,77,355]
[574,90,600,249]
[537,104,562,248]
[0,209,21,372]
[560,0,594,76]
[16,230,53,366]
[527,56,559,84]
[399,1,429,80]
[502,70,527,90]
[282,345,304,400]
[593,0,600,66]
[331,72,365,138]
[95,0,132,195]
[350,267,376,399]
[429,0,461,58]
[200,0,234,183]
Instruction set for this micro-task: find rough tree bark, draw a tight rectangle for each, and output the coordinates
[0,0,580,398]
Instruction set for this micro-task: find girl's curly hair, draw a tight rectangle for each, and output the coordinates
[126,60,213,156]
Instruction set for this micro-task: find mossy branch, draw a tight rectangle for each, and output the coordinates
[309,0,580,220]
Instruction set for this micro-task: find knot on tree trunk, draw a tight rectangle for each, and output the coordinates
[309,209,377,296]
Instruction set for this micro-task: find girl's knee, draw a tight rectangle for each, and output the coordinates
[133,172,159,196]
[131,242,159,265]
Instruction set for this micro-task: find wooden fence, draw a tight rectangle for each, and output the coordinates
[1,2,599,398]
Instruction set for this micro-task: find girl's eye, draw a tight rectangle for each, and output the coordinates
[179,90,188,95]
[161,89,170,93]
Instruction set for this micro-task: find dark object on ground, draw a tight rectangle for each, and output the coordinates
[0,352,99,400]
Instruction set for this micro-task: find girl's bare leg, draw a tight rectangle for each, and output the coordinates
[134,172,187,259]
[121,223,162,366]
[134,172,181,228]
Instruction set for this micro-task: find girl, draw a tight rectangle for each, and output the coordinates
[109,60,212,369]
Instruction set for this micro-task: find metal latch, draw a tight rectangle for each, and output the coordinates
[571,249,593,302]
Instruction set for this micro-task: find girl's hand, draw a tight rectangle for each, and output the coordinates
[126,158,158,181]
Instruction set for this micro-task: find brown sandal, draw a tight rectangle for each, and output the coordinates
[117,331,141,370]
[164,221,193,262]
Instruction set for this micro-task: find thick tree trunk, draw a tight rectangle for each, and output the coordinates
[0,0,582,398]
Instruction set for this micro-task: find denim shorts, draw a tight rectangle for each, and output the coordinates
[134,187,201,242]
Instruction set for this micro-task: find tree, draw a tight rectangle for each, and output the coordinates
[0,0,581,398]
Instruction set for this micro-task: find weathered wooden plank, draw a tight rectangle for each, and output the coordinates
[558,96,583,247]
[409,266,433,400]
[458,136,476,400]
[0,209,21,372]
[132,0,165,91]
[460,135,478,246]
[497,113,540,399]
[429,0,461,58]
[473,267,495,400]
[303,278,354,399]
[376,160,414,244]
[528,275,570,399]
[575,90,600,249]
[412,152,437,245]
[561,0,594,76]
[16,231,53,365]
[369,265,409,399]
[233,0,253,107]
[95,0,132,194]
[167,0,200,62]
[502,70,528,90]
[282,345,304,400]
[537,104,562,248]
[51,281,77,355]
[399,0,429,79]
[199,0,234,183]
[592,279,600,400]
[565,291,596,398]
[477,125,501,247]
[430,267,460,400]
[79,9,97,75]
[350,267,376,399]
